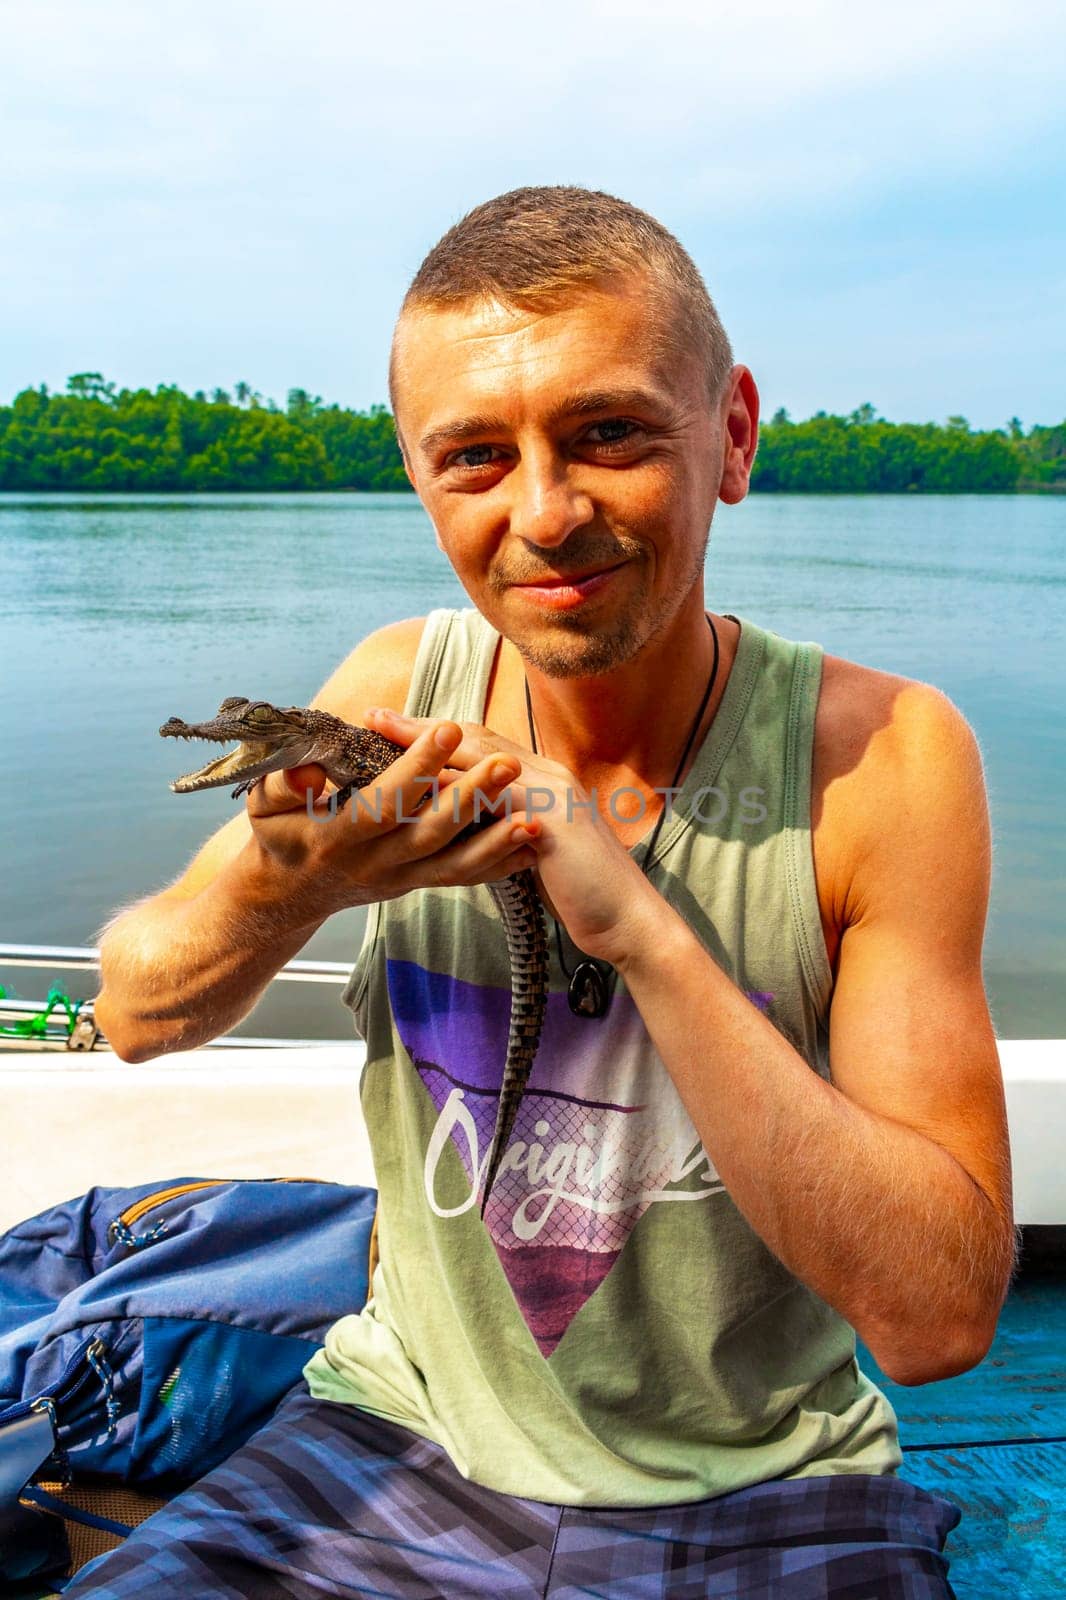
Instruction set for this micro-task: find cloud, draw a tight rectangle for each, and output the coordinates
[1,0,1063,422]
[4,0,1063,210]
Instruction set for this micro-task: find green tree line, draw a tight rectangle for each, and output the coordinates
[752,404,1062,493]
[0,377,409,492]
[0,377,1062,493]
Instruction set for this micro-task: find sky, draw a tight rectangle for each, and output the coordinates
[2,0,1064,430]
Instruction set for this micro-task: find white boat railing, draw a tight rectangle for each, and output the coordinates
[0,942,350,983]
[0,941,352,1050]
[0,941,372,1226]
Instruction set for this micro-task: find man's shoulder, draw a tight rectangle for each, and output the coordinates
[813,651,984,943]
[311,616,429,721]
[816,650,979,779]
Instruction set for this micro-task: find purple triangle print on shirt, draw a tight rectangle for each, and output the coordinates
[387,959,750,1356]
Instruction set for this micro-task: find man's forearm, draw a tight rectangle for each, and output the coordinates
[615,894,1013,1384]
[96,840,327,1061]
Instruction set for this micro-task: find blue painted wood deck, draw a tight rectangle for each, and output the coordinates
[858,1270,1066,1600]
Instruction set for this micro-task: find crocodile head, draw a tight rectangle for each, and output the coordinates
[160,697,318,793]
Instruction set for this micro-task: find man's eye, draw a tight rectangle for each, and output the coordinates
[452,444,499,469]
[586,420,640,447]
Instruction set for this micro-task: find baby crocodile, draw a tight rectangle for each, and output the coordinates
[160,697,548,1215]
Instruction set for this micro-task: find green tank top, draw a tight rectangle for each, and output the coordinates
[304,608,900,1506]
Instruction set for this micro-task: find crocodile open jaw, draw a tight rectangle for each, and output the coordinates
[159,716,290,793]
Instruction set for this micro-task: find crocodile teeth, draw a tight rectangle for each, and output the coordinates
[170,740,272,792]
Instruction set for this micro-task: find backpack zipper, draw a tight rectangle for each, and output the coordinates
[108,1178,317,1247]
[8,1338,119,1485]
[5,1340,100,1426]
[112,1181,235,1234]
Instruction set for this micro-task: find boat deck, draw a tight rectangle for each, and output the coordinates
[859,1239,1065,1598]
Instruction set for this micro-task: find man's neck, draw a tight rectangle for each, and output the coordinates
[493,600,739,794]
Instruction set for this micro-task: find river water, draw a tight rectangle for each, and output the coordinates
[1,491,1063,1038]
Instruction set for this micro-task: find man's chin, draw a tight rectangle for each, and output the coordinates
[514,612,646,679]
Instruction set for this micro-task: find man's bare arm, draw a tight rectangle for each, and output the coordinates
[95,619,428,1061]
[613,685,1015,1385]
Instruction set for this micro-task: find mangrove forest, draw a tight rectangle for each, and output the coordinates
[0,377,1063,494]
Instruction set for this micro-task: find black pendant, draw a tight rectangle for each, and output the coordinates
[567,960,611,1019]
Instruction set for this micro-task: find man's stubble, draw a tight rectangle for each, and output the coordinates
[486,526,711,680]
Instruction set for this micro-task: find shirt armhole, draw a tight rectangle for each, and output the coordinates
[784,640,834,1031]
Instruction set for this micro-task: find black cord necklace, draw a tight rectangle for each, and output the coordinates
[523,612,720,1019]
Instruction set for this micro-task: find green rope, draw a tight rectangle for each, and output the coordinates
[0,982,85,1038]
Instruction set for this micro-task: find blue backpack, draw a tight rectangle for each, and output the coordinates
[0,1176,377,1586]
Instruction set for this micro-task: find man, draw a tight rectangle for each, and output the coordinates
[78,187,1014,1598]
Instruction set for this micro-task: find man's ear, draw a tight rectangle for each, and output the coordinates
[718,366,760,506]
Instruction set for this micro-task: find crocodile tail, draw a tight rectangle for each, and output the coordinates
[480,869,549,1217]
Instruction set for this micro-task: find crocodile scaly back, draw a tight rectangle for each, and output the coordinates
[483,872,550,1214]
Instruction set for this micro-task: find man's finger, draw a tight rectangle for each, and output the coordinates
[392,817,540,892]
[247,764,327,817]
[367,708,527,772]
[368,722,463,827]
[363,708,427,747]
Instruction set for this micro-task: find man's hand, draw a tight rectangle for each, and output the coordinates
[362,708,663,961]
[95,616,462,1062]
[241,719,541,923]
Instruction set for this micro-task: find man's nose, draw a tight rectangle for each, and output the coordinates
[506,451,594,548]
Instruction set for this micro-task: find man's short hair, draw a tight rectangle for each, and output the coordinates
[390,186,733,410]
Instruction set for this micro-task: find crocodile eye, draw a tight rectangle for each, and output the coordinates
[249,704,274,723]
[217,696,249,713]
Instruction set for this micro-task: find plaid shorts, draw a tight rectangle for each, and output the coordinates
[62,1385,960,1599]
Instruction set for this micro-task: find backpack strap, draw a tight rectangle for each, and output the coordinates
[0,1407,71,1584]
[0,1409,56,1503]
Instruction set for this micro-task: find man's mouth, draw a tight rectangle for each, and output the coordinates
[511,561,628,607]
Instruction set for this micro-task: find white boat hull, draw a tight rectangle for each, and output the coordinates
[1,1044,375,1232]
[1,1038,1063,1233]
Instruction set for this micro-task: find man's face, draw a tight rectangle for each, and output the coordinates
[393,276,739,677]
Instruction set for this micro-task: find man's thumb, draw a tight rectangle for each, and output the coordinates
[247,763,327,816]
